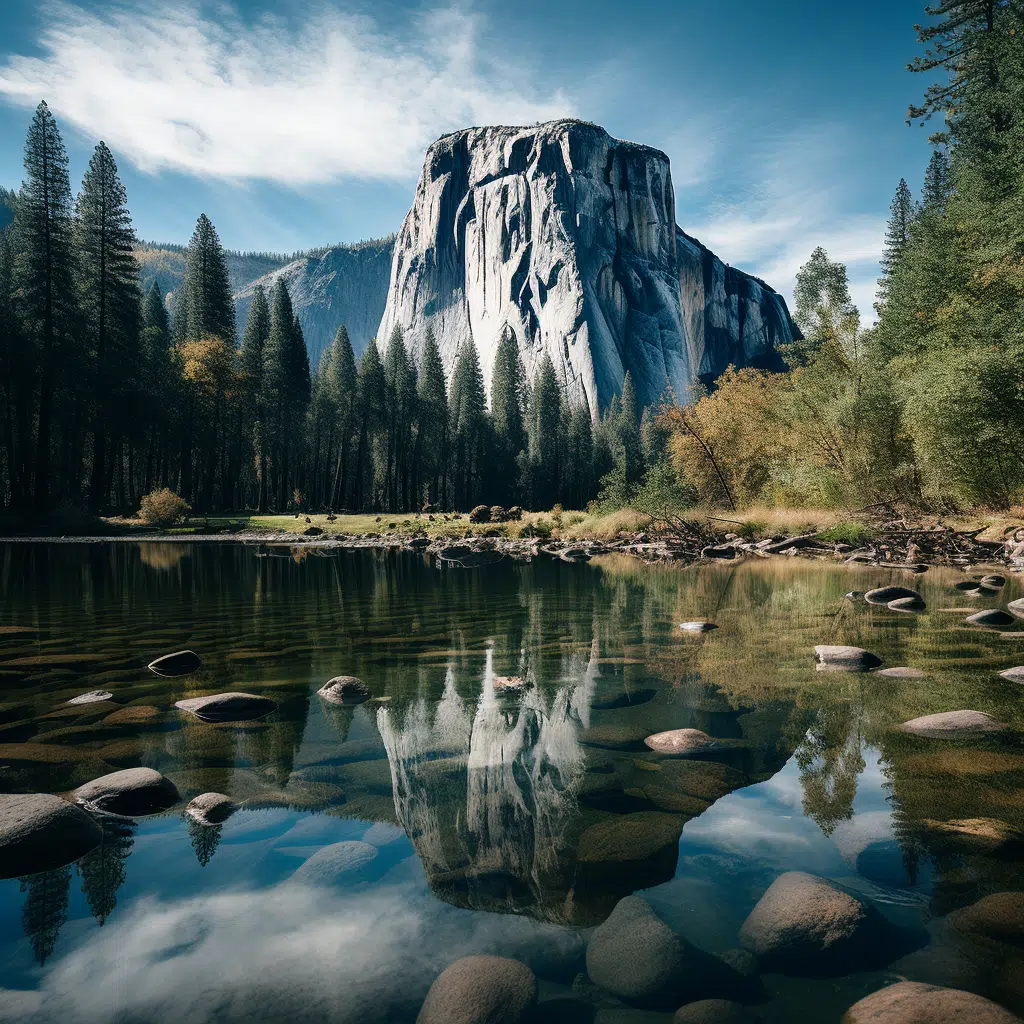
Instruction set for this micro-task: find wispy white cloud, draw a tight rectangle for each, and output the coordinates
[681,123,886,322]
[0,1,574,184]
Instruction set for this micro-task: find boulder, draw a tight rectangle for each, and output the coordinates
[66,690,114,705]
[417,955,537,1024]
[888,596,926,612]
[982,575,1007,587]
[74,767,179,816]
[841,981,1021,1023]
[185,792,236,826]
[506,506,523,521]
[701,545,737,560]
[438,545,504,567]
[966,610,1017,628]
[814,645,882,672]
[147,649,202,676]
[920,818,1024,855]
[954,581,982,592]
[900,710,1007,738]
[738,871,891,974]
[948,892,1024,952]
[1009,598,1024,619]
[865,586,922,606]
[317,676,371,705]
[674,1001,755,1024]
[999,667,1024,683]
[644,729,714,755]
[577,813,684,869]
[303,525,323,536]
[0,793,103,879]
[468,505,491,524]
[175,692,278,722]
[587,896,717,1009]
[580,725,650,750]
[680,622,718,633]
[290,841,379,886]
[874,667,927,678]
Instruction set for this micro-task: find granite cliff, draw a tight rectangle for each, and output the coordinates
[377,120,797,411]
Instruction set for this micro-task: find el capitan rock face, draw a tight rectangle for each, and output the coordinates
[377,119,797,412]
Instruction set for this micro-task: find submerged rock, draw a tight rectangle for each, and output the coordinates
[814,645,882,672]
[317,676,371,705]
[290,841,379,886]
[680,622,718,633]
[865,586,922,606]
[0,793,102,879]
[674,1000,755,1024]
[738,871,893,975]
[644,729,714,755]
[175,692,278,722]
[185,792,236,826]
[1009,598,1024,618]
[66,690,114,705]
[888,596,926,612]
[417,955,537,1024]
[920,817,1024,855]
[900,710,1008,738]
[841,981,1021,1023]
[954,580,982,592]
[587,896,718,1009]
[74,767,179,816]
[147,649,202,676]
[874,667,927,678]
[966,610,1017,628]
[948,892,1024,952]
[577,812,684,869]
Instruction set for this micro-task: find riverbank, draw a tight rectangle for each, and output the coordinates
[1,505,1021,572]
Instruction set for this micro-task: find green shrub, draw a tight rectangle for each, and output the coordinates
[817,521,873,546]
[138,488,190,527]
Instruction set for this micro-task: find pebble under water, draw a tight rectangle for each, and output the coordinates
[0,542,1023,1023]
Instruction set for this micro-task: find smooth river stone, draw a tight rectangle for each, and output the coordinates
[1009,598,1024,618]
[66,690,114,705]
[900,710,1008,738]
[147,650,202,677]
[999,667,1024,683]
[865,586,922,606]
[874,667,927,678]
[674,1000,756,1024]
[814,645,882,672]
[680,622,717,633]
[0,793,102,879]
[841,981,1021,1023]
[185,792,236,826]
[175,692,278,722]
[418,955,537,1024]
[644,729,714,755]
[74,767,179,816]
[966,610,1017,628]
[888,596,926,612]
[317,676,371,705]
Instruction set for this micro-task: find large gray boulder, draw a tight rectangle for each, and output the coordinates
[417,955,537,1024]
[147,650,202,676]
[74,767,179,816]
[376,120,796,413]
[1009,598,1024,619]
[966,610,1017,628]
[175,692,278,722]
[0,793,103,879]
[738,871,891,974]
[841,981,1021,1023]
[185,792,236,826]
[865,586,922,606]
[900,710,1008,738]
[587,896,726,1009]
[999,667,1024,683]
[644,729,714,755]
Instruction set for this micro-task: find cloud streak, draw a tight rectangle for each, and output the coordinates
[0,2,574,184]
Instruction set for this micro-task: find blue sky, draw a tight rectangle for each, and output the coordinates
[0,0,935,318]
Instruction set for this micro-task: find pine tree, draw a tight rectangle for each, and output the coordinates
[920,149,953,212]
[490,327,526,503]
[20,866,70,965]
[78,818,133,925]
[383,325,417,511]
[415,327,448,507]
[241,285,271,508]
[875,178,915,314]
[563,402,594,509]
[0,219,29,509]
[178,214,235,344]
[323,324,357,509]
[15,101,78,513]
[527,353,562,509]
[76,141,141,511]
[448,339,488,508]
[616,371,644,493]
[353,337,386,509]
[139,282,175,493]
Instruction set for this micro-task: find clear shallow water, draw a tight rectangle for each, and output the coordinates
[0,543,1022,1022]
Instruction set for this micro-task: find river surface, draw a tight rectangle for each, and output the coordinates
[0,543,1022,1022]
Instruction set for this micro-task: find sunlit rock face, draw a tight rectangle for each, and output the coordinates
[377,646,597,922]
[377,119,797,412]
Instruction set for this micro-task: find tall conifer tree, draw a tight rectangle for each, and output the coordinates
[415,327,448,507]
[179,214,235,343]
[490,327,526,502]
[876,178,915,313]
[448,339,487,508]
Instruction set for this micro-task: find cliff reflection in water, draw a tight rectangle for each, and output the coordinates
[379,644,598,921]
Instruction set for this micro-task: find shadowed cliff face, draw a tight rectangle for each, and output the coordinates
[377,119,798,412]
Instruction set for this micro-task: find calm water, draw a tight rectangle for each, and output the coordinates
[0,543,1022,1022]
